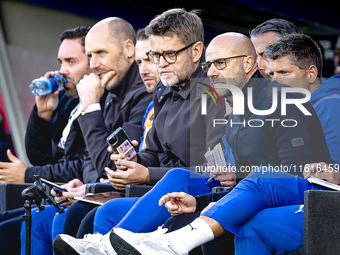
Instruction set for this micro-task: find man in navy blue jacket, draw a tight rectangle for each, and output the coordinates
[0,26,92,255]
[0,26,91,184]
[265,33,340,167]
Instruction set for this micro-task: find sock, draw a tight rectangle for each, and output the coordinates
[165,218,215,253]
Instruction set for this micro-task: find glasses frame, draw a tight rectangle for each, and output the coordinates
[146,41,197,64]
[201,55,247,72]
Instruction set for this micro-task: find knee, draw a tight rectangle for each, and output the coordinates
[163,168,189,180]
[94,199,123,225]
[30,206,56,229]
[162,168,204,183]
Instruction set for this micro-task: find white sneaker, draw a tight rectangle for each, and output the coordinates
[110,227,188,255]
[53,232,117,255]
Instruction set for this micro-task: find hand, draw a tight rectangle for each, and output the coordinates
[35,71,60,119]
[108,140,139,170]
[52,179,85,207]
[77,72,115,112]
[208,166,236,187]
[104,159,149,190]
[0,150,27,183]
[159,192,196,216]
[304,162,340,185]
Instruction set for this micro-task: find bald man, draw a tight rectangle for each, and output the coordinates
[22,18,152,255]
[75,17,152,183]
[99,32,331,255]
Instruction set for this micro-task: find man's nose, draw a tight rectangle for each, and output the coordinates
[158,56,169,68]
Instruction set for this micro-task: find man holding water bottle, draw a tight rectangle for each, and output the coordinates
[0,26,92,184]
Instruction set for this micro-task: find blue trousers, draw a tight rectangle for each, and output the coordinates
[21,169,216,254]
[20,206,67,255]
[202,170,323,255]
[0,208,25,254]
[94,169,216,234]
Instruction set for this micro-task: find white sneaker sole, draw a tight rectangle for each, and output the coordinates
[110,229,142,255]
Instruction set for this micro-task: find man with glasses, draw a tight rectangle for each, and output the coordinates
[53,8,227,254]
[104,8,226,192]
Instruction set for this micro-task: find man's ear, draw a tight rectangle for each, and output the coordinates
[123,39,135,58]
[244,56,255,74]
[192,42,204,63]
[306,65,318,84]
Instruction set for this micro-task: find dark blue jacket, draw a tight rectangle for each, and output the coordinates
[310,75,340,166]
[25,90,86,182]
[226,71,332,178]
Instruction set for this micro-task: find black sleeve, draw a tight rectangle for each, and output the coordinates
[195,193,213,212]
[25,105,58,166]
[24,155,86,183]
[78,91,152,178]
[270,95,332,174]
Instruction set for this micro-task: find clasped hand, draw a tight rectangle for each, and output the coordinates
[105,141,149,190]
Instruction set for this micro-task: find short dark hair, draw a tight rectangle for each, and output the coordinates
[264,34,323,78]
[60,26,91,49]
[145,8,204,45]
[136,28,148,41]
[250,18,299,39]
[108,18,136,45]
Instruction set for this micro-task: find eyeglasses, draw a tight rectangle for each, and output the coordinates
[201,55,247,72]
[146,42,197,64]
[145,49,153,62]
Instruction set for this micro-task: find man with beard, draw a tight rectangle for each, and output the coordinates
[58,27,161,240]
[0,26,92,255]
[53,8,226,255]
[134,27,160,151]
[0,26,92,184]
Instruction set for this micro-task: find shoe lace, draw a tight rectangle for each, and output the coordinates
[83,232,104,242]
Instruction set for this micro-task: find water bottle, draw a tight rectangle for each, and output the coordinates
[29,73,67,96]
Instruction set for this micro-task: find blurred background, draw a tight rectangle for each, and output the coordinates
[0,0,339,164]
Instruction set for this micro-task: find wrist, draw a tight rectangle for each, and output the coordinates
[82,102,101,113]
[37,109,54,120]
[144,167,150,184]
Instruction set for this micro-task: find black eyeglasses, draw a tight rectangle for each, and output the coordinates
[201,55,247,72]
[146,42,197,64]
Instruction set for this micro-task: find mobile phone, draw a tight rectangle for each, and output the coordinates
[212,186,230,193]
[106,127,137,160]
[40,177,68,194]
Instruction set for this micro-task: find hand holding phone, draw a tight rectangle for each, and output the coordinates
[107,127,137,161]
[40,178,68,195]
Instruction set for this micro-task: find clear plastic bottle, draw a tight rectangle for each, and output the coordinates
[29,73,67,96]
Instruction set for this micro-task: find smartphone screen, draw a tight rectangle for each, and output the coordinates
[40,178,68,194]
[107,128,136,160]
